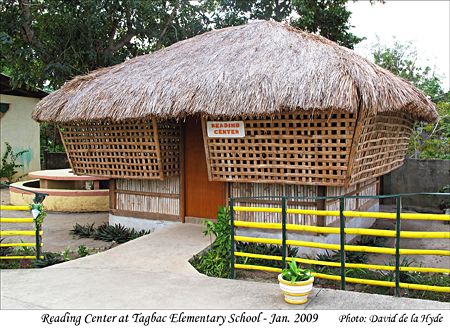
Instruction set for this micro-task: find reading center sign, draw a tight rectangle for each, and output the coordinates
[206,121,245,138]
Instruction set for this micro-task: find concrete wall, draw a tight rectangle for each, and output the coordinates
[0,94,41,178]
[381,159,450,211]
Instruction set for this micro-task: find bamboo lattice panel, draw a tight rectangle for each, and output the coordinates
[158,122,181,176]
[349,113,414,184]
[60,120,180,179]
[204,112,356,186]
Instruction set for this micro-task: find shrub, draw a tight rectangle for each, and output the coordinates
[71,222,151,244]
[93,223,151,243]
[71,223,95,238]
[35,252,65,268]
[190,207,231,278]
[0,142,29,183]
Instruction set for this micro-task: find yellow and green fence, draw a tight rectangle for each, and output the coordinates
[229,193,450,296]
[0,190,47,262]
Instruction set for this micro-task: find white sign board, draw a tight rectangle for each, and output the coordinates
[206,121,245,138]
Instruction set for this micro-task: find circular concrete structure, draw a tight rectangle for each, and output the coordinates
[9,169,109,212]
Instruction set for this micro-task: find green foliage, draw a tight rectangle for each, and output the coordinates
[71,222,150,243]
[15,239,35,256]
[291,0,363,49]
[0,142,29,184]
[236,242,298,268]
[31,202,46,227]
[71,223,96,238]
[93,223,151,243]
[373,41,448,159]
[40,123,65,153]
[373,41,444,99]
[408,102,450,160]
[61,247,71,261]
[356,235,387,248]
[0,238,13,257]
[77,245,90,258]
[210,0,369,49]
[35,252,65,268]
[315,249,369,264]
[281,259,313,282]
[0,0,211,89]
[190,206,231,278]
[1,0,379,89]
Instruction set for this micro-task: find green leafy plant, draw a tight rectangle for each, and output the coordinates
[71,223,95,238]
[77,245,90,258]
[0,142,29,184]
[281,259,313,283]
[15,239,35,256]
[236,242,298,268]
[31,203,46,227]
[61,247,71,261]
[190,206,231,278]
[93,223,151,243]
[35,252,65,268]
[0,238,13,256]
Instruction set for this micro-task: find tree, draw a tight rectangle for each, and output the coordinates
[291,0,364,49]
[373,41,447,159]
[1,0,377,90]
[373,41,444,99]
[208,0,367,48]
[0,0,211,89]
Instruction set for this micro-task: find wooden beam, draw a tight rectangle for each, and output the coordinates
[152,118,165,180]
[201,116,213,181]
[110,209,179,222]
[109,179,116,210]
[179,124,186,223]
[316,186,326,227]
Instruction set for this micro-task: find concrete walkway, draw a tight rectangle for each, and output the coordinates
[1,223,448,309]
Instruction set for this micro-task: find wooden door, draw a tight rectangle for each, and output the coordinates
[184,117,226,219]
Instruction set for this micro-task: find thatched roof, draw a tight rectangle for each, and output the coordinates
[33,20,437,123]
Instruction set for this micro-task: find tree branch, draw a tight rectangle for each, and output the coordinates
[107,6,136,53]
[19,0,43,49]
[155,0,180,50]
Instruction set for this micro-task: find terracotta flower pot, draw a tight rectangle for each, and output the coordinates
[278,274,314,305]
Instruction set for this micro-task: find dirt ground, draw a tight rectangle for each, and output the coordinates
[0,188,112,253]
[367,205,450,269]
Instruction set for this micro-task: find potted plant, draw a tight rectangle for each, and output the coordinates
[278,259,314,304]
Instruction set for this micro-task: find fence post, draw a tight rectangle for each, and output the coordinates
[35,221,41,261]
[339,197,346,290]
[395,195,402,297]
[229,198,235,279]
[281,196,287,268]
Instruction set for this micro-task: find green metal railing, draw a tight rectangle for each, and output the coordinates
[229,192,450,296]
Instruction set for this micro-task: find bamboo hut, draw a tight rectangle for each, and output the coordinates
[33,21,437,229]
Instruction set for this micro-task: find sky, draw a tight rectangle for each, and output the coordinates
[347,0,450,92]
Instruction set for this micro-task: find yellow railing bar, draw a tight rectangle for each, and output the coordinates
[0,218,34,223]
[0,243,43,247]
[234,221,450,239]
[0,205,31,211]
[233,206,450,221]
[234,264,450,293]
[0,230,43,237]
[234,252,450,274]
[0,256,44,260]
[234,235,450,256]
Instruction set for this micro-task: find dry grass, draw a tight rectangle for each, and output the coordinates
[33,20,437,124]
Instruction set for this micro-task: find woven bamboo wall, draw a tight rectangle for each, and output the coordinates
[325,178,378,226]
[60,120,180,179]
[204,112,356,186]
[349,112,414,185]
[112,177,180,218]
[230,183,318,225]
